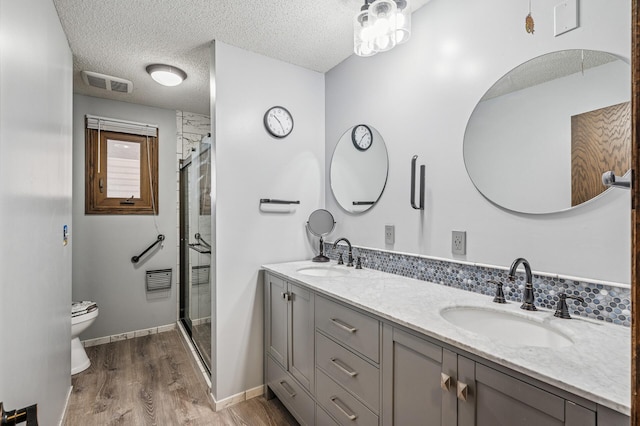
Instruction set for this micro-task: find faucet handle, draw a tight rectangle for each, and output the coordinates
[355,256,363,269]
[487,280,506,304]
[337,253,344,265]
[554,293,585,319]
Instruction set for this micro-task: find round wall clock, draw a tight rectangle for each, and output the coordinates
[264,106,294,138]
[351,124,373,151]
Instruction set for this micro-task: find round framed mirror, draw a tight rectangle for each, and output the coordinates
[463,49,631,214]
[330,125,389,213]
[307,209,335,262]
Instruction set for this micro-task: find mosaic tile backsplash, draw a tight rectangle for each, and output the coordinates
[324,243,631,327]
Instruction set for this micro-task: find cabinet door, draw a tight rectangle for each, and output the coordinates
[266,274,288,368]
[289,282,315,392]
[382,325,456,426]
[473,361,569,426]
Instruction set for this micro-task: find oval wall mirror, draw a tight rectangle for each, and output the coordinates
[330,124,389,213]
[463,49,631,214]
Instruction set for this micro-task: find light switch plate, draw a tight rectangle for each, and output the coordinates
[554,0,578,37]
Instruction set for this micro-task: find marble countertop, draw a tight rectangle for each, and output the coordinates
[263,260,631,415]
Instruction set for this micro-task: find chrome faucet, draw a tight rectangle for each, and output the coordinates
[508,257,537,311]
[333,238,354,267]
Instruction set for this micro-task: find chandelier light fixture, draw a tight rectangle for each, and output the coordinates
[354,0,411,57]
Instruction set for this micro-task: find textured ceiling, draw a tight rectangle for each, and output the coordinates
[53,0,430,115]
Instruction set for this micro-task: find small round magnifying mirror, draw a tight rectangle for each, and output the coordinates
[307,209,335,262]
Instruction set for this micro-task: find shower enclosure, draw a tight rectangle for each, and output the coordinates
[179,134,212,372]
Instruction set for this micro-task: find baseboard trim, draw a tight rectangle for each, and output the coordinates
[246,385,265,400]
[211,385,265,412]
[82,323,177,347]
[58,385,73,426]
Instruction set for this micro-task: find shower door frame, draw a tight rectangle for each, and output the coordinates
[179,158,193,337]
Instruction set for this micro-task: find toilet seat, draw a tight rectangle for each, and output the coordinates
[72,301,99,325]
[72,300,97,316]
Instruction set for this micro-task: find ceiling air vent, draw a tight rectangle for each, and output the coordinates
[81,71,133,94]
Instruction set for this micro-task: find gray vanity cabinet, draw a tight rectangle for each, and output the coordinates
[381,324,598,426]
[472,362,595,426]
[381,325,458,426]
[263,270,627,426]
[265,273,315,424]
[314,295,381,425]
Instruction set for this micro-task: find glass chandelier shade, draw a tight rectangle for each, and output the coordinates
[394,0,411,44]
[368,0,397,52]
[354,0,411,57]
[354,9,377,57]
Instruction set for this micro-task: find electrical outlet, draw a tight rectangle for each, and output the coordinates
[385,225,395,245]
[452,231,466,255]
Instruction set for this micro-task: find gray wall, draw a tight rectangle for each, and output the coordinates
[213,41,325,400]
[325,0,631,284]
[0,0,73,423]
[72,95,178,339]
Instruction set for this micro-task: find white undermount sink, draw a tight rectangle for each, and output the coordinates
[440,306,574,348]
[296,266,350,277]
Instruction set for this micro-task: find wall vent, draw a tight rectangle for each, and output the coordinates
[81,70,133,94]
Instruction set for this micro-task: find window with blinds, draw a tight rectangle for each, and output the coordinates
[85,115,159,215]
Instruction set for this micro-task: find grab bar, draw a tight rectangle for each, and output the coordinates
[194,233,211,248]
[259,199,300,205]
[131,234,165,263]
[411,155,425,210]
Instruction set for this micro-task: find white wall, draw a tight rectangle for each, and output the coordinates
[0,0,73,423]
[213,41,325,400]
[72,95,178,339]
[325,0,631,284]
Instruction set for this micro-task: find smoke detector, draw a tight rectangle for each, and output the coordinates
[81,71,133,93]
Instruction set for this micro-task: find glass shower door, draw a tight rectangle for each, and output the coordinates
[179,139,212,371]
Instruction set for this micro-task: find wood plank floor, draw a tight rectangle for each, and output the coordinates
[64,330,298,425]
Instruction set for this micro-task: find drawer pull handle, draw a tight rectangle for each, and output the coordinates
[457,381,468,402]
[330,318,358,333]
[281,292,291,301]
[330,396,358,421]
[440,372,452,392]
[330,357,358,377]
[279,380,296,398]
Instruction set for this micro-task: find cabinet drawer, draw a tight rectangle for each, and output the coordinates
[316,368,379,426]
[316,405,340,426]
[316,332,380,412]
[267,355,314,425]
[316,296,380,363]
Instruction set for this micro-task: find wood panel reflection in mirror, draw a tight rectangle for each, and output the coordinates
[464,49,631,214]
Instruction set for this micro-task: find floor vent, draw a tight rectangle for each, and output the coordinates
[81,70,133,94]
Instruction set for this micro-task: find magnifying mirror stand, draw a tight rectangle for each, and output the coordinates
[313,236,330,263]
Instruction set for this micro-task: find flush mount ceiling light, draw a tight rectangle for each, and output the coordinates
[145,64,187,87]
[354,0,411,57]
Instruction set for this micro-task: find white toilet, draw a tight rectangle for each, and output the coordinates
[71,301,99,375]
